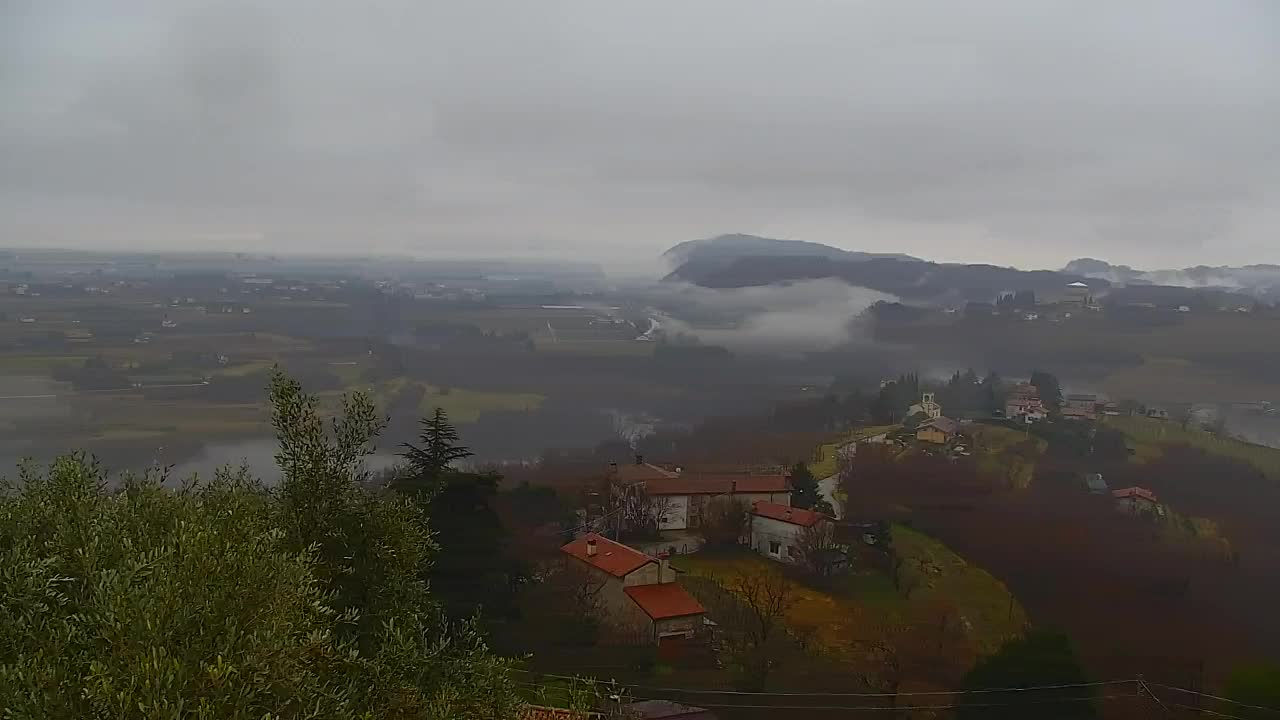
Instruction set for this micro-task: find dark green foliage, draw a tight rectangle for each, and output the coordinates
[421,470,514,620]
[0,371,522,719]
[789,462,819,509]
[1030,370,1064,413]
[1224,663,1280,719]
[956,630,1096,719]
[981,372,1004,414]
[503,481,574,529]
[396,407,515,621]
[399,407,474,493]
[872,373,920,424]
[937,368,1001,417]
[698,497,749,547]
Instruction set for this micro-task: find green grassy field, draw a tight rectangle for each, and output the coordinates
[890,525,1028,655]
[416,383,544,423]
[1104,414,1280,480]
[674,530,1025,659]
[808,425,898,478]
[0,354,91,373]
[322,377,545,424]
[968,424,1047,489]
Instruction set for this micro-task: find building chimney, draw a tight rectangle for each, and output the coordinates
[730,479,738,495]
[634,454,644,466]
[658,551,672,583]
[586,537,598,557]
[608,461,618,473]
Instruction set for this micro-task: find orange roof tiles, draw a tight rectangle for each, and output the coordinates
[520,706,595,719]
[1112,487,1157,502]
[624,583,706,620]
[750,501,827,527]
[560,533,655,578]
[643,474,789,496]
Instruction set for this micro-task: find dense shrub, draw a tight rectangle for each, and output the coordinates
[0,370,520,719]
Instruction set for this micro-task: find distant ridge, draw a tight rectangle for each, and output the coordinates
[663,233,916,276]
[665,234,916,265]
[1064,258,1280,298]
[661,234,1276,305]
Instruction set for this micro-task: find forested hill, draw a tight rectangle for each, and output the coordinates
[662,235,1278,306]
[666,253,1105,303]
[663,233,916,268]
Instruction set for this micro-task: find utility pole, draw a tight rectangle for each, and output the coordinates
[1138,675,1170,718]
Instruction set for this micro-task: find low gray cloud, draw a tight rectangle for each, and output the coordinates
[652,279,896,351]
[2,1,1278,268]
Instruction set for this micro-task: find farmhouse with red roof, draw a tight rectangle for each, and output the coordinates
[559,533,705,645]
[748,501,834,564]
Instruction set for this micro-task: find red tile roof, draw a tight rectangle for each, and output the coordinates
[1112,487,1158,502]
[623,700,716,719]
[918,416,961,434]
[560,533,655,578]
[644,474,790,496]
[613,463,678,483]
[750,501,827,527]
[520,706,595,719]
[624,583,706,620]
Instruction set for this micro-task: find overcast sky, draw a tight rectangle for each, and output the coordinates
[3,1,1278,271]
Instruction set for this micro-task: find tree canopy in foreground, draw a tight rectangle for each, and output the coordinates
[0,370,520,719]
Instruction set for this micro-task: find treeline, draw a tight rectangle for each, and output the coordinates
[840,425,1280,690]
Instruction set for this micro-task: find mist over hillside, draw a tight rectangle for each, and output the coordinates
[1064,258,1280,301]
[660,233,1278,308]
[643,278,896,352]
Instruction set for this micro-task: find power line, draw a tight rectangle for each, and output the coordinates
[619,691,1137,712]
[1166,701,1249,720]
[1150,682,1280,715]
[1139,678,1171,716]
[517,666,1280,717]
[511,669,1136,698]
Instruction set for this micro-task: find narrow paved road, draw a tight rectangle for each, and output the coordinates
[818,473,843,518]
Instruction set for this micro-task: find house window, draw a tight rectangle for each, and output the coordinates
[787,545,796,558]
[769,541,781,556]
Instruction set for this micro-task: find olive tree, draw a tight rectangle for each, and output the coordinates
[0,370,522,719]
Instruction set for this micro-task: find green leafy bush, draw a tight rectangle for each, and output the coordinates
[0,370,520,719]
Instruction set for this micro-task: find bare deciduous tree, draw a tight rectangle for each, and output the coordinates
[723,568,799,691]
[728,568,798,650]
[792,519,842,579]
[604,479,669,540]
[699,497,747,547]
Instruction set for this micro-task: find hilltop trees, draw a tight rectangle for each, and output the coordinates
[399,407,474,492]
[956,631,1095,719]
[1224,663,1280,720]
[0,371,521,719]
[394,407,515,621]
[1030,371,1063,414]
[789,461,820,509]
[872,373,920,424]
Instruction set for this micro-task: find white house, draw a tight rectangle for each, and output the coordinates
[748,501,830,564]
[644,475,791,531]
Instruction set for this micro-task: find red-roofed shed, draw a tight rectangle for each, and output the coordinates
[624,583,706,620]
[560,533,655,578]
